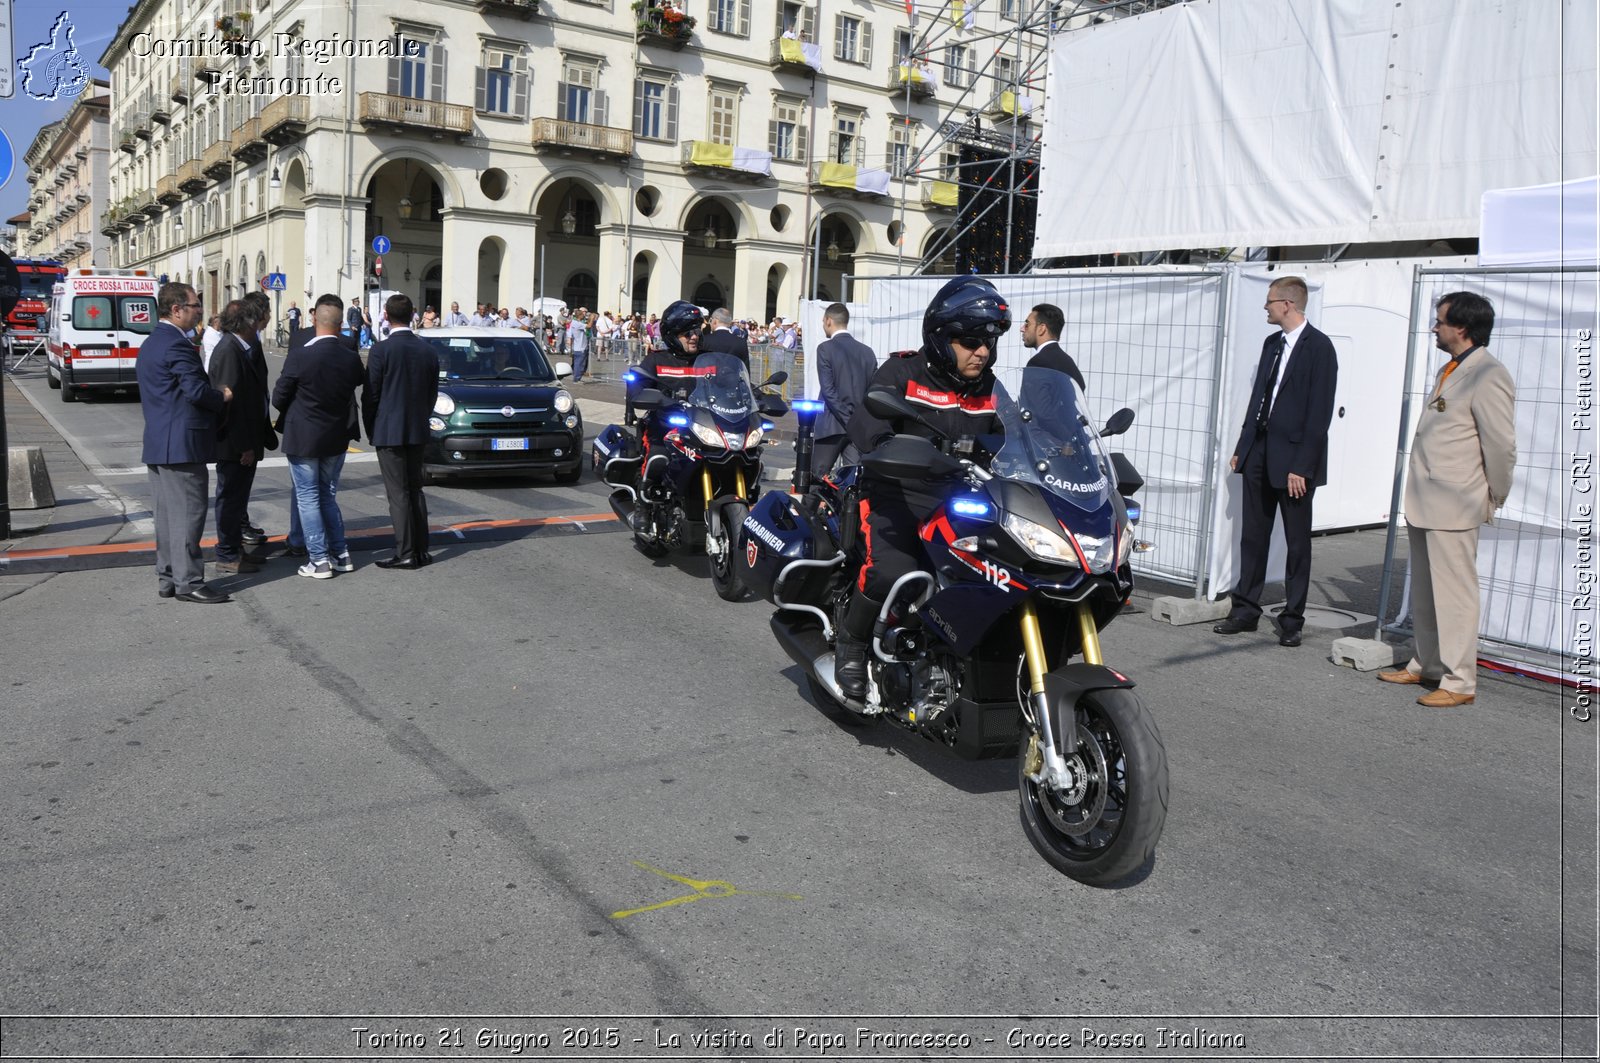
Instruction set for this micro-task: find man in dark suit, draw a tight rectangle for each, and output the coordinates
[274,301,366,580]
[700,307,752,372]
[137,282,234,604]
[289,293,360,355]
[207,299,275,574]
[1020,303,1087,392]
[812,302,876,476]
[362,293,439,569]
[1215,275,1339,647]
[237,292,279,548]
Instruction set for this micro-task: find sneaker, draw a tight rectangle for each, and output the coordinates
[332,554,355,573]
[297,559,335,580]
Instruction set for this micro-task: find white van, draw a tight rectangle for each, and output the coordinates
[47,269,160,402]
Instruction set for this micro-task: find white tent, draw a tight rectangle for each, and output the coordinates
[1479,176,1600,268]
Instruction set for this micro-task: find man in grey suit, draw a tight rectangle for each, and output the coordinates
[700,307,752,372]
[1379,291,1517,707]
[137,282,234,603]
[812,303,876,476]
[362,293,440,570]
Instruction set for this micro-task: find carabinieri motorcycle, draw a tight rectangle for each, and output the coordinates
[593,352,788,600]
[734,367,1168,885]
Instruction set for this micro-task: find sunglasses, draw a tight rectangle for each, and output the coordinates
[951,333,994,349]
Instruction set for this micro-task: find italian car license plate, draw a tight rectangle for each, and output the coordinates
[492,438,529,451]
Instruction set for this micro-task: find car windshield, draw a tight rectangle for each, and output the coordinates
[990,367,1115,513]
[686,352,756,418]
[431,336,555,382]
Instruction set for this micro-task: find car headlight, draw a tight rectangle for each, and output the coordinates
[564,414,578,429]
[1003,512,1080,567]
[691,422,725,448]
[553,390,574,414]
[433,393,456,416]
[744,425,764,449]
[428,416,446,433]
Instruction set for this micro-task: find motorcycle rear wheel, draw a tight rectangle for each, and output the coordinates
[707,502,752,601]
[1018,687,1168,886]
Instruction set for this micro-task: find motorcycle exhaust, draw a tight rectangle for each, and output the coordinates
[770,614,873,714]
[608,490,636,527]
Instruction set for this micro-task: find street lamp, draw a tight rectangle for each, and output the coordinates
[702,223,717,249]
[269,165,281,190]
[826,237,840,262]
[397,196,414,220]
[560,204,577,235]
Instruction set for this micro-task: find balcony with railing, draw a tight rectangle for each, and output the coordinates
[476,0,541,17]
[131,111,154,141]
[231,117,268,163]
[177,159,207,194]
[130,189,160,218]
[170,70,190,104]
[530,117,633,160]
[809,161,891,199]
[358,93,473,138]
[682,141,773,183]
[770,36,822,73]
[634,1,695,47]
[151,97,172,124]
[202,139,234,180]
[888,63,938,98]
[118,131,138,155]
[261,95,309,144]
[922,180,958,211]
[156,174,183,206]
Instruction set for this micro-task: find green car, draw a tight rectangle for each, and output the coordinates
[419,328,584,483]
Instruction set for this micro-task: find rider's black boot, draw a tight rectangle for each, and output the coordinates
[834,594,882,702]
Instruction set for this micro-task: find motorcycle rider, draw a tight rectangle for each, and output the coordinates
[836,276,1012,701]
[630,299,707,427]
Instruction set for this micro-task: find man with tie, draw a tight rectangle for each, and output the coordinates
[1215,276,1339,647]
[1378,292,1516,707]
[137,282,235,603]
[811,302,875,476]
[1020,303,1087,392]
[363,294,440,570]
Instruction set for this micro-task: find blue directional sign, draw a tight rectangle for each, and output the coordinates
[0,128,13,193]
[266,272,288,291]
[371,236,391,255]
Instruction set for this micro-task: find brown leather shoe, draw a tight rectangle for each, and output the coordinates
[215,558,261,574]
[1376,668,1422,685]
[1417,688,1475,708]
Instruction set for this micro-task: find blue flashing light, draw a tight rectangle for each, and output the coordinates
[760,421,775,431]
[623,370,640,384]
[950,497,994,519]
[666,414,690,428]
[1125,501,1142,523]
[792,399,825,416]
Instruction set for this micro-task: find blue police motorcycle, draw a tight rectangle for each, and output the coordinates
[734,368,1168,884]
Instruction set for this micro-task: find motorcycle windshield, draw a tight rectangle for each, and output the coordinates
[687,353,757,420]
[991,368,1115,512]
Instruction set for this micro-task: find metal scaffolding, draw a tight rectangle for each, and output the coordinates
[880,0,1186,275]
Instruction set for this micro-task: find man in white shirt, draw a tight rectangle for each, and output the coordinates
[200,314,225,372]
[566,311,590,382]
[444,302,468,327]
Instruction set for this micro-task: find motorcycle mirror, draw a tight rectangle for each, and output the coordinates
[758,395,789,418]
[1100,407,1136,437]
[864,434,964,481]
[762,370,789,388]
[632,388,667,410]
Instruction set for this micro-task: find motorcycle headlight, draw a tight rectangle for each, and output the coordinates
[691,421,725,448]
[723,429,745,450]
[1073,532,1117,573]
[1003,512,1079,567]
[433,393,456,416]
[743,426,764,449]
[553,390,574,414]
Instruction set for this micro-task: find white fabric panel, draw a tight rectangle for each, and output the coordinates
[731,146,774,177]
[856,167,892,196]
[1480,176,1600,267]
[1034,0,1598,258]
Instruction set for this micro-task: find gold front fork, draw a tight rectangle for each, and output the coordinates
[1018,601,1049,696]
[1076,602,1104,665]
[735,466,748,501]
[701,466,715,508]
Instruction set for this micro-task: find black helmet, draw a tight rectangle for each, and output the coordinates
[660,300,706,358]
[922,276,1011,384]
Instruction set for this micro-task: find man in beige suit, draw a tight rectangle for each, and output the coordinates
[1379,291,1517,707]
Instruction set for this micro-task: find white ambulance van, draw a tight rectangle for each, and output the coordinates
[46,269,160,402]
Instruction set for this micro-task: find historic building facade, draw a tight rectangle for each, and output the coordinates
[96,0,1035,318]
[19,84,113,270]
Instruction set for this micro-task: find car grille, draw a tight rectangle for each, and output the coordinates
[469,419,547,431]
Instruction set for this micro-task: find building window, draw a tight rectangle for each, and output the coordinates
[830,109,863,166]
[777,0,814,39]
[995,54,1016,88]
[768,95,806,162]
[890,119,917,178]
[558,58,607,126]
[944,44,968,88]
[833,14,871,65]
[894,29,912,63]
[477,43,530,117]
[635,73,678,141]
[707,0,749,37]
[708,86,738,146]
[940,146,961,183]
[389,29,444,102]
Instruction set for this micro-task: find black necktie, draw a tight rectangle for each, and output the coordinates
[1255,334,1286,431]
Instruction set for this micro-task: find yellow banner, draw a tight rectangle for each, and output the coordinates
[951,0,964,24]
[999,89,1021,115]
[689,141,734,167]
[817,162,858,188]
[778,37,805,63]
[894,63,927,85]
[929,180,958,207]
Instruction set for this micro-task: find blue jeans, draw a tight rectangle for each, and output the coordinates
[288,454,348,563]
[572,345,589,380]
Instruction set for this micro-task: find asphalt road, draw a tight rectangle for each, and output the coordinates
[1,361,1594,1061]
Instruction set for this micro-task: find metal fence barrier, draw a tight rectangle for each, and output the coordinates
[1374,265,1598,680]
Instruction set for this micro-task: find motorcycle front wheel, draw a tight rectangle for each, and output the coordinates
[707,502,752,601]
[1018,687,1168,886]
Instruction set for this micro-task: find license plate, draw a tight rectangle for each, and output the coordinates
[492,438,529,451]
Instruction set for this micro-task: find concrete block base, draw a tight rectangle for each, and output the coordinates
[1332,637,1409,672]
[1151,595,1231,626]
[7,447,55,510]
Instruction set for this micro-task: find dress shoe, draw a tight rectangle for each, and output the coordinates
[1418,688,1475,708]
[417,552,434,567]
[1213,617,1259,635]
[242,550,270,564]
[375,556,423,570]
[1278,631,1302,648]
[1376,668,1423,685]
[241,523,267,544]
[215,558,261,574]
[158,586,176,599]
[176,585,232,604]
